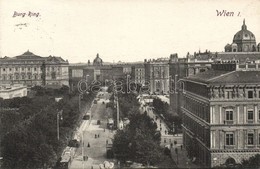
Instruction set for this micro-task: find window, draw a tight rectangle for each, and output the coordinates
[28,67,30,71]
[34,67,37,71]
[248,133,254,145]
[34,75,37,79]
[22,68,24,71]
[15,67,18,71]
[248,110,254,121]
[16,75,19,80]
[22,75,25,79]
[28,75,31,79]
[226,110,233,121]
[226,91,233,99]
[9,68,12,71]
[3,68,5,71]
[248,91,253,98]
[226,133,234,145]
[51,72,56,80]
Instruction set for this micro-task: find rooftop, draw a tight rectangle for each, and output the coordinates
[216,52,260,62]
[1,50,68,63]
[185,70,260,85]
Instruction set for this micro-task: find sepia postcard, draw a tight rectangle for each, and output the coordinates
[0,0,260,169]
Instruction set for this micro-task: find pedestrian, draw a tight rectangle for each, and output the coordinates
[104,128,106,132]
[95,134,97,138]
[98,134,100,138]
[106,139,108,145]
[181,145,183,150]
[87,142,90,147]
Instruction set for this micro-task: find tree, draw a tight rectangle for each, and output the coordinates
[34,144,57,169]
[113,130,132,162]
[112,113,164,167]
[153,98,182,134]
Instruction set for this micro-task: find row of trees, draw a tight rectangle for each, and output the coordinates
[113,113,164,166]
[111,92,170,167]
[153,98,182,134]
[0,86,94,169]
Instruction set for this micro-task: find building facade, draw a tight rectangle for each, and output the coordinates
[131,64,145,84]
[144,58,169,94]
[0,50,69,87]
[69,54,127,90]
[180,62,260,167]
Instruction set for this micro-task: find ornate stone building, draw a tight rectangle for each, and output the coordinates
[225,19,260,52]
[0,50,69,87]
[144,58,169,94]
[181,63,260,167]
[69,54,126,90]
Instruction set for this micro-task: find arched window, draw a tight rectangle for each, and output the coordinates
[252,45,256,52]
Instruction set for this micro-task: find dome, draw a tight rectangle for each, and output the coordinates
[233,19,256,42]
[93,53,103,66]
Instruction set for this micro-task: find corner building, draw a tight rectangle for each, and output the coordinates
[181,65,260,167]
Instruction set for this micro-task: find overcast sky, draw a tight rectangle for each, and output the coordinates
[0,0,260,63]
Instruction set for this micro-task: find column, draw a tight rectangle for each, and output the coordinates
[211,130,213,149]
[254,105,258,123]
[237,105,240,124]
[212,106,215,124]
[237,130,240,149]
[219,106,222,124]
[244,105,247,124]
[210,106,213,124]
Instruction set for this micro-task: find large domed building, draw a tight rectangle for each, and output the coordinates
[93,53,103,66]
[225,19,260,52]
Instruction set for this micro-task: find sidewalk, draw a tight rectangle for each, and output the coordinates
[170,145,200,169]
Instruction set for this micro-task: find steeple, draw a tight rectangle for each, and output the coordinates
[241,19,247,30]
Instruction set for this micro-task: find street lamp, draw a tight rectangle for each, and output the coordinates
[57,110,63,140]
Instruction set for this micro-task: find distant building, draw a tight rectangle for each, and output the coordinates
[69,54,127,90]
[93,53,103,66]
[170,20,260,115]
[225,19,260,52]
[0,50,69,87]
[144,58,169,94]
[0,84,27,99]
[131,64,145,84]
